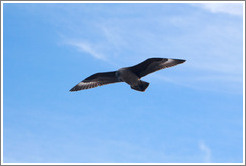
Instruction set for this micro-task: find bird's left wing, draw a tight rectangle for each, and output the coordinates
[128,58,186,78]
[70,71,121,91]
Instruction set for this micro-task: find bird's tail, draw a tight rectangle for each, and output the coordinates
[131,80,149,92]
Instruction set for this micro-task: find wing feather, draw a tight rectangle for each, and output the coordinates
[128,58,186,78]
[70,71,120,91]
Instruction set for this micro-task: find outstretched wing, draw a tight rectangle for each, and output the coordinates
[70,71,120,91]
[128,58,186,78]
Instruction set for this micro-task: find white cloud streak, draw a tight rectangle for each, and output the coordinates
[67,41,106,61]
[192,3,244,16]
[199,141,212,163]
[64,40,120,67]
[58,3,243,94]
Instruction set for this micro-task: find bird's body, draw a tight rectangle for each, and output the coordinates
[70,58,186,92]
[117,68,139,86]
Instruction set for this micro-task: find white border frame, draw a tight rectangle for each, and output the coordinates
[1,1,245,165]
[0,1,245,3]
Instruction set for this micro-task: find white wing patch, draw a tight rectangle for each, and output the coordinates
[77,81,99,89]
[71,80,113,91]
[166,58,175,64]
[162,59,180,68]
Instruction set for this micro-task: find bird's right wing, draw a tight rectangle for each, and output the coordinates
[70,71,121,91]
[128,58,186,78]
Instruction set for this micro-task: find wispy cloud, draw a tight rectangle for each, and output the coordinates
[66,41,106,61]
[199,141,212,163]
[64,39,121,68]
[101,26,126,51]
[192,3,244,16]
[57,3,242,94]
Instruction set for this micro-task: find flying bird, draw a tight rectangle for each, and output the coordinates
[70,58,186,92]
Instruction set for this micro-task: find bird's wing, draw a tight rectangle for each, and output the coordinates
[70,71,120,91]
[128,58,186,78]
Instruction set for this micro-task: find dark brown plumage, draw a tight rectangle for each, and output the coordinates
[70,58,186,92]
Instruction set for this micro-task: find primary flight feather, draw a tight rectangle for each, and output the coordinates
[70,58,186,92]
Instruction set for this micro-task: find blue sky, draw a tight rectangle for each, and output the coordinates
[2,2,244,163]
